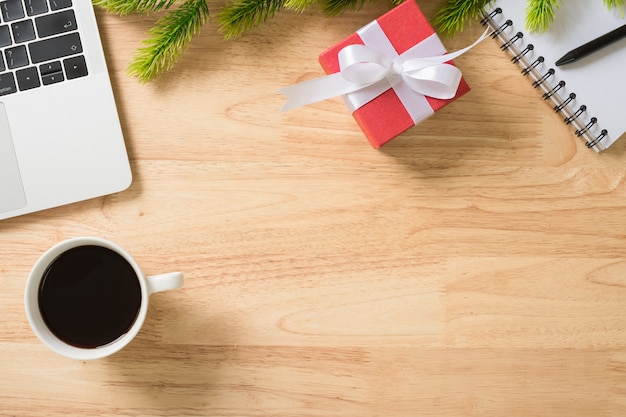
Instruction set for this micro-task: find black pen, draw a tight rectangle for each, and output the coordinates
[555,24,626,66]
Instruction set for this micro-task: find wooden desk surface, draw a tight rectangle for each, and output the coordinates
[3,2,626,416]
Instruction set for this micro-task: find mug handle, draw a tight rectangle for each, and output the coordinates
[146,272,184,294]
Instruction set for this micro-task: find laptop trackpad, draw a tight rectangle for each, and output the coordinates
[0,102,27,214]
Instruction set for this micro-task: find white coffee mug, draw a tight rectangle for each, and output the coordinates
[25,237,183,360]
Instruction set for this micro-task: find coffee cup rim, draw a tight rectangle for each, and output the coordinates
[25,237,150,360]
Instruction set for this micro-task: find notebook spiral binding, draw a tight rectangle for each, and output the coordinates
[481,7,607,151]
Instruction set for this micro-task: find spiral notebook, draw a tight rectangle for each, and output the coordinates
[481,0,626,152]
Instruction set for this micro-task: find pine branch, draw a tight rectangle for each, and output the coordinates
[99,0,626,82]
[432,0,491,36]
[284,0,318,13]
[128,0,209,82]
[218,0,287,39]
[433,0,621,35]
[604,0,625,16]
[525,0,561,32]
[93,0,177,15]
[321,0,376,16]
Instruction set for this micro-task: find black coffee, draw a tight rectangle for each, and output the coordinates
[38,245,142,349]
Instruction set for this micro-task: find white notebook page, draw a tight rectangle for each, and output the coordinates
[484,0,626,151]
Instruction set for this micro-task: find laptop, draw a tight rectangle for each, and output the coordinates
[0,0,131,221]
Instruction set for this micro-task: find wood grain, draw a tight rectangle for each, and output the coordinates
[2,1,626,416]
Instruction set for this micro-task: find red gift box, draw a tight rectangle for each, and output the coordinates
[318,0,471,148]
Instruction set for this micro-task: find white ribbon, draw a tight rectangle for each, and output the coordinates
[280,28,489,115]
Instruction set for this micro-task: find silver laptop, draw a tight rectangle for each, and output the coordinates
[0,0,131,221]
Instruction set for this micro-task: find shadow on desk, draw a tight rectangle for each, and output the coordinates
[102,297,233,413]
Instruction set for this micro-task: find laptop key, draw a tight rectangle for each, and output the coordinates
[41,70,64,85]
[49,0,72,11]
[40,60,62,75]
[25,0,48,16]
[0,72,17,96]
[16,66,40,91]
[35,9,77,38]
[0,25,11,47]
[5,45,29,69]
[40,60,64,85]
[0,0,25,21]
[28,32,82,64]
[64,55,87,79]
[12,19,36,43]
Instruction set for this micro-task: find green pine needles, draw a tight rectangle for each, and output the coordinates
[94,0,209,82]
[434,0,625,35]
[605,0,625,15]
[524,0,561,33]
[432,0,489,37]
[128,0,209,81]
[218,0,287,39]
[94,0,626,82]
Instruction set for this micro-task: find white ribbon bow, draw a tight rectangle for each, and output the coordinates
[280,29,489,112]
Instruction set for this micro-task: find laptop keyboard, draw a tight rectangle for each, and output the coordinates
[0,0,87,96]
